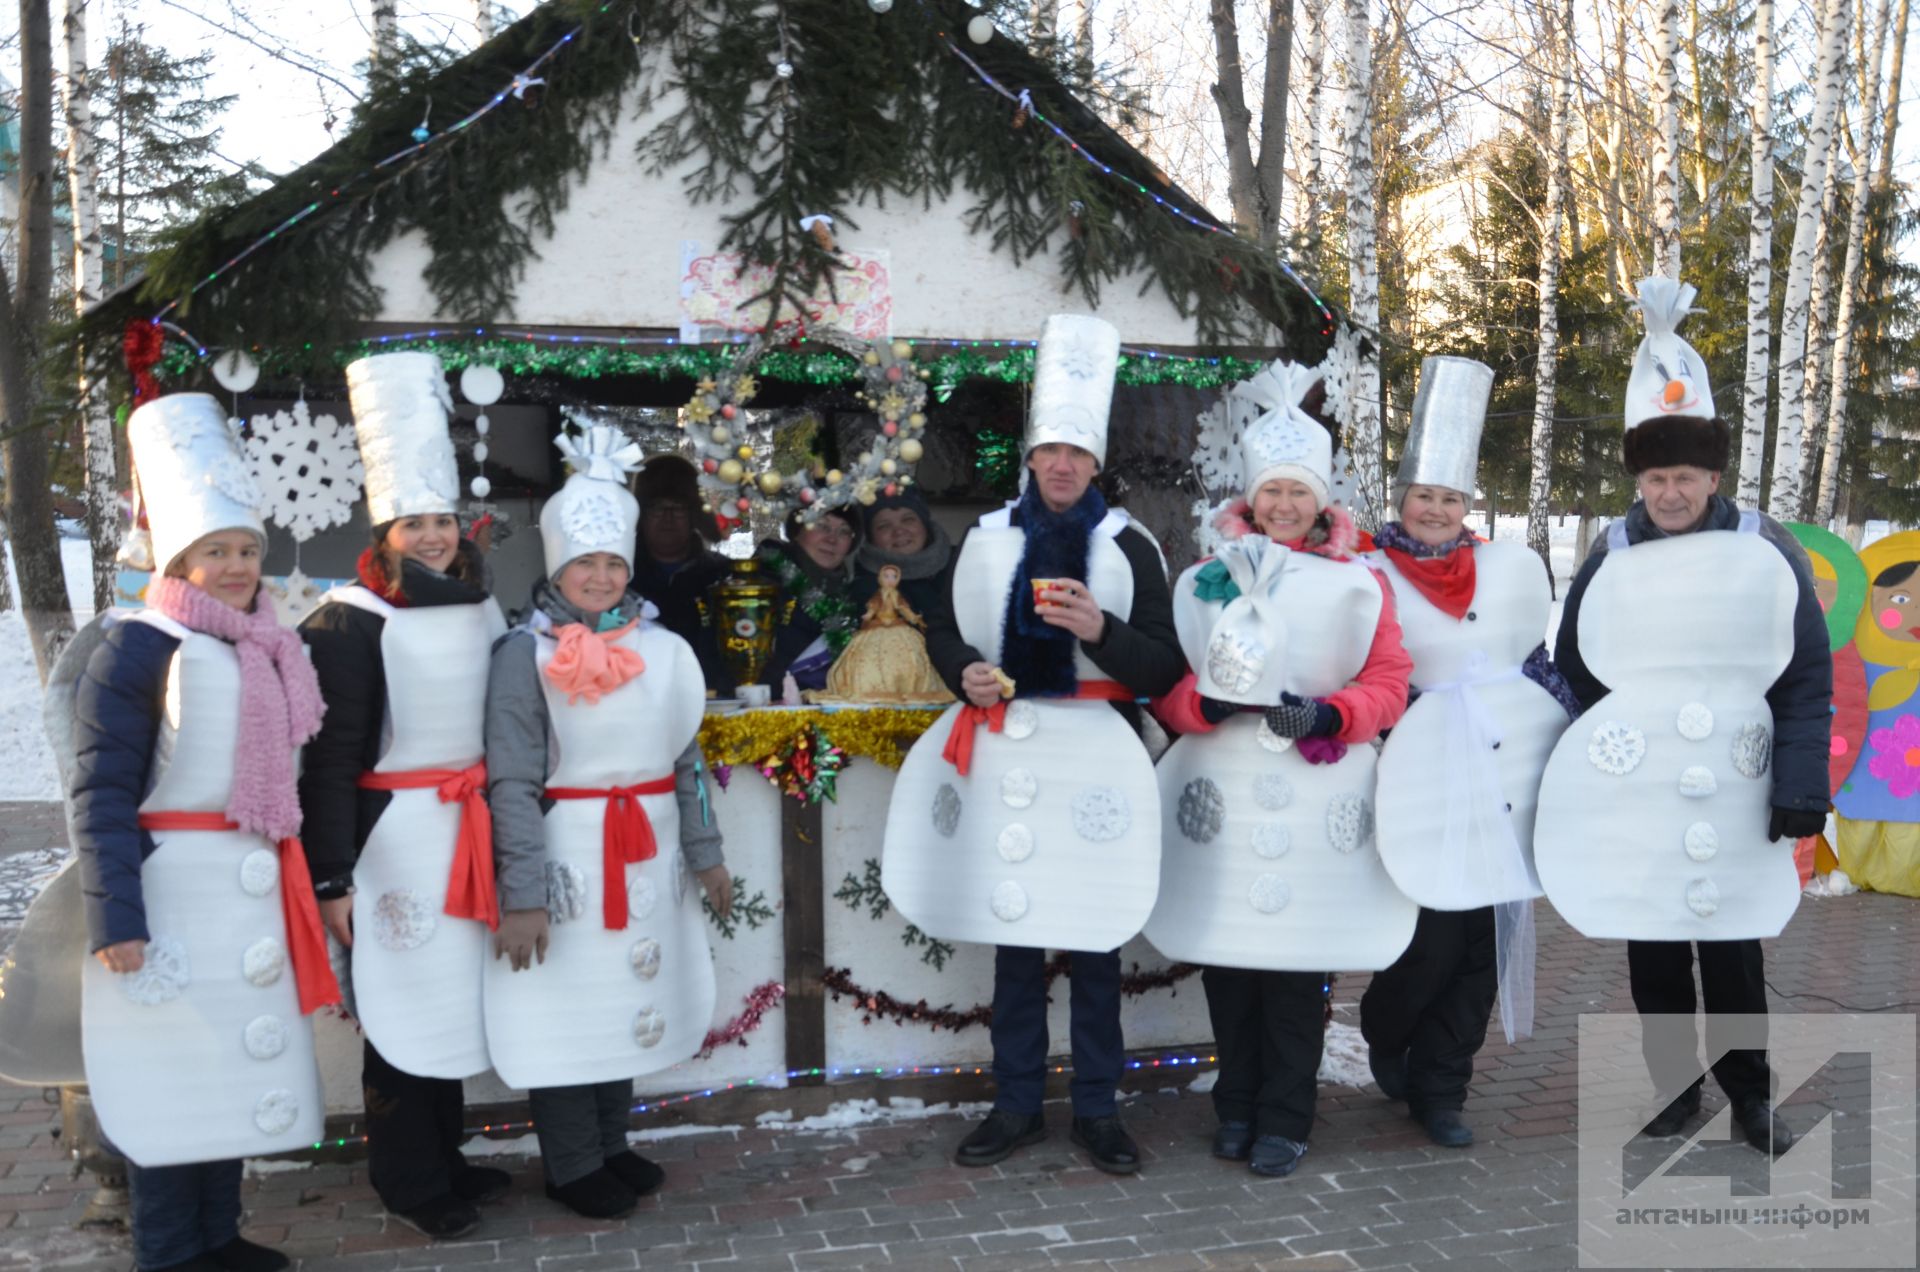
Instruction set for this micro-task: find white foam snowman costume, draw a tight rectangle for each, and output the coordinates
[881,505,1163,951]
[1534,516,1802,939]
[1147,533,1418,970]
[484,424,716,1088]
[332,352,505,1078]
[1371,540,1568,908]
[80,394,323,1167]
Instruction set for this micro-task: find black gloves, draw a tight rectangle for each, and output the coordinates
[1262,692,1342,740]
[1767,806,1826,843]
[1198,696,1239,724]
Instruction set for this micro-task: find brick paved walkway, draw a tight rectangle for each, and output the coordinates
[2,800,1913,1272]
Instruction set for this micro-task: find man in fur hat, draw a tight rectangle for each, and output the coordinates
[631,454,734,693]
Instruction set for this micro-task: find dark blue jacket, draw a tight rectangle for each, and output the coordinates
[70,618,179,952]
[1554,497,1833,814]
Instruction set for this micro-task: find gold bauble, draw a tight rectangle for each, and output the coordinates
[880,458,898,476]
[758,471,784,495]
[711,425,731,444]
[736,444,754,461]
[718,459,744,484]
[863,351,881,366]
[826,468,844,486]
[908,412,926,428]
[899,439,924,463]
[858,488,878,506]
[891,340,913,360]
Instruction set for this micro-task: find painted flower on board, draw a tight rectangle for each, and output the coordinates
[1865,713,1920,800]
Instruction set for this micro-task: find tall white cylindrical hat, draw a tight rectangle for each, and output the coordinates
[1024,314,1121,468]
[1395,355,1493,498]
[345,352,461,525]
[540,424,644,576]
[125,393,266,574]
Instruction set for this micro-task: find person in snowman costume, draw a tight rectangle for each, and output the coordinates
[298,352,511,1238]
[1148,361,1414,1179]
[1541,277,1831,1154]
[483,423,729,1219]
[61,393,339,1272]
[1360,356,1580,1149]
[882,314,1186,1175]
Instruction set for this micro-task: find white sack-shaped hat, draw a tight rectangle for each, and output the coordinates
[540,424,644,576]
[345,351,461,525]
[125,393,266,574]
[1024,314,1121,468]
[1396,356,1492,499]
[1624,277,1715,430]
[1235,360,1333,509]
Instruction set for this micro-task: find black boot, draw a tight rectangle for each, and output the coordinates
[1248,1134,1308,1178]
[1642,1087,1702,1138]
[451,1163,513,1205]
[1418,1108,1474,1148]
[390,1194,481,1240]
[603,1150,665,1197]
[545,1167,637,1220]
[955,1109,1046,1167]
[1735,1101,1796,1156]
[206,1237,290,1272]
[1370,1047,1408,1102]
[1211,1120,1254,1161]
[1070,1115,1141,1175]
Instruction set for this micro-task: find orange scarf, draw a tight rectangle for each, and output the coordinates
[544,620,646,704]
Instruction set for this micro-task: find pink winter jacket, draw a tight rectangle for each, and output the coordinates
[1152,502,1413,745]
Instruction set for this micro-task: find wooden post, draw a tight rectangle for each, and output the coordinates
[781,796,827,1086]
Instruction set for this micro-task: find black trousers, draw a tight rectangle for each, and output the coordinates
[1201,966,1327,1141]
[991,945,1124,1117]
[1626,938,1772,1106]
[1359,906,1497,1113]
[363,1040,469,1213]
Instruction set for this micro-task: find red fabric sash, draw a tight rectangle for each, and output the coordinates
[356,763,498,930]
[137,812,342,1016]
[547,776,678,930]
[940,680,1133,774]
[1382,545,1478,620]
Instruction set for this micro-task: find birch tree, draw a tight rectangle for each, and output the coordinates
[1298,0,1327,230]
[371,0,399,66]
[1649,0,1683,278]
[1527,0,1572,568]
[472,0,496,40]
[1769,0,1851,519]
[1737,0,1774,507]
[1816,0,1891,523]
[1340,0,1385,528]
[63,0,117,613]
[1800,146,1846,488]
[1208,0,1293,246]
[1,0,78,679]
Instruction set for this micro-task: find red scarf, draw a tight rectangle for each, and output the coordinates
[356,547,411,606]
[1381,545,1478,619]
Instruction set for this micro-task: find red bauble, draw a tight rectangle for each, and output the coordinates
[885,365,903,382]
[882,420,898,436]
[721,404,737,419]
[736,496,751,512]
[702,458,718,473]
[799,488,816,504]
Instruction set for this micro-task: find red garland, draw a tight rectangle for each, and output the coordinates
[697,979,786,1058]
[822,959,1201,1033]
[124,319,165,406]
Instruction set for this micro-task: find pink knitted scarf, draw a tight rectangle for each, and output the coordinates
[146,576,326,841]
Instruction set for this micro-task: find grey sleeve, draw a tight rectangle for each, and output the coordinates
[485,631,552,913]
[674,738,725,873]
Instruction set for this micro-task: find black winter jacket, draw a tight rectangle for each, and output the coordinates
[631,548,733,695]
[1554,496,1833,813]
[921,512,1185,733]
[297,556,492,892]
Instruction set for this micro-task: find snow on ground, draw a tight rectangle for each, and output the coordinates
[754,1097,996,1132]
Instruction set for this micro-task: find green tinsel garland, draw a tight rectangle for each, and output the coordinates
[156,336,1265,389]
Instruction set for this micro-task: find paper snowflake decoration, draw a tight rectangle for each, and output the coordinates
[563,490,627,546]
[1586,720,1647,775]
[245,402,365,542]
[260,568,325,627]
[205,453,263,508]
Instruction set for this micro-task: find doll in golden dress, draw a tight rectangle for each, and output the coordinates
[815,565,956,704]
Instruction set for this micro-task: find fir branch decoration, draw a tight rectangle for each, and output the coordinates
[834,859,955,971]
[704,874,776,939]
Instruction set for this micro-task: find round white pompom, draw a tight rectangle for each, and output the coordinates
[460,364,505,406]
[212,349,260,393]
[967,14,994,42]
[469,475,492,498]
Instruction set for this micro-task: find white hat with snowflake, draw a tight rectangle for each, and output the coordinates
[125,393,266,574]
[1235,360,1332,509]
[541,423,644,576]
[345,351,461,525]
[1025,314,1121,468]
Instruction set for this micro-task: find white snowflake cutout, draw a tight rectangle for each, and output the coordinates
[1071,786,1131,841]
[245,403,365,542]
[1587,721,1647,775]
[563,489,627,546]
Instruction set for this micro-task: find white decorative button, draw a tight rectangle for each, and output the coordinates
[1176,779,1224,844]
[1071,786,1130,842]
[1256,720,1295,753]
[1683,822,1719,862]
[546,861,589,924]
[1675,703,1715,741]
[1003,700,1039,740]
[238,849,280,897]
[253,1089,299,1136]
[632,1008,666,1049]
[629,939,662,980]
[1685,878,1720,918]
[627,877,658,921]
[1731,724,1772,780]
[997,823,1034,863]
[1328,793,1373,854]
[1253,774,1293,810]
[1253,824,1291,859]
[1587,721,1647,775]
[373,890,435,951]
[990,880,1029,922]
[244,1015,289,1060]
[1678,766,1718,798]
[242,938,286,987]
[119,937,190,1006]
[1001,768,1038,809]
[1248,874,1291,914]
